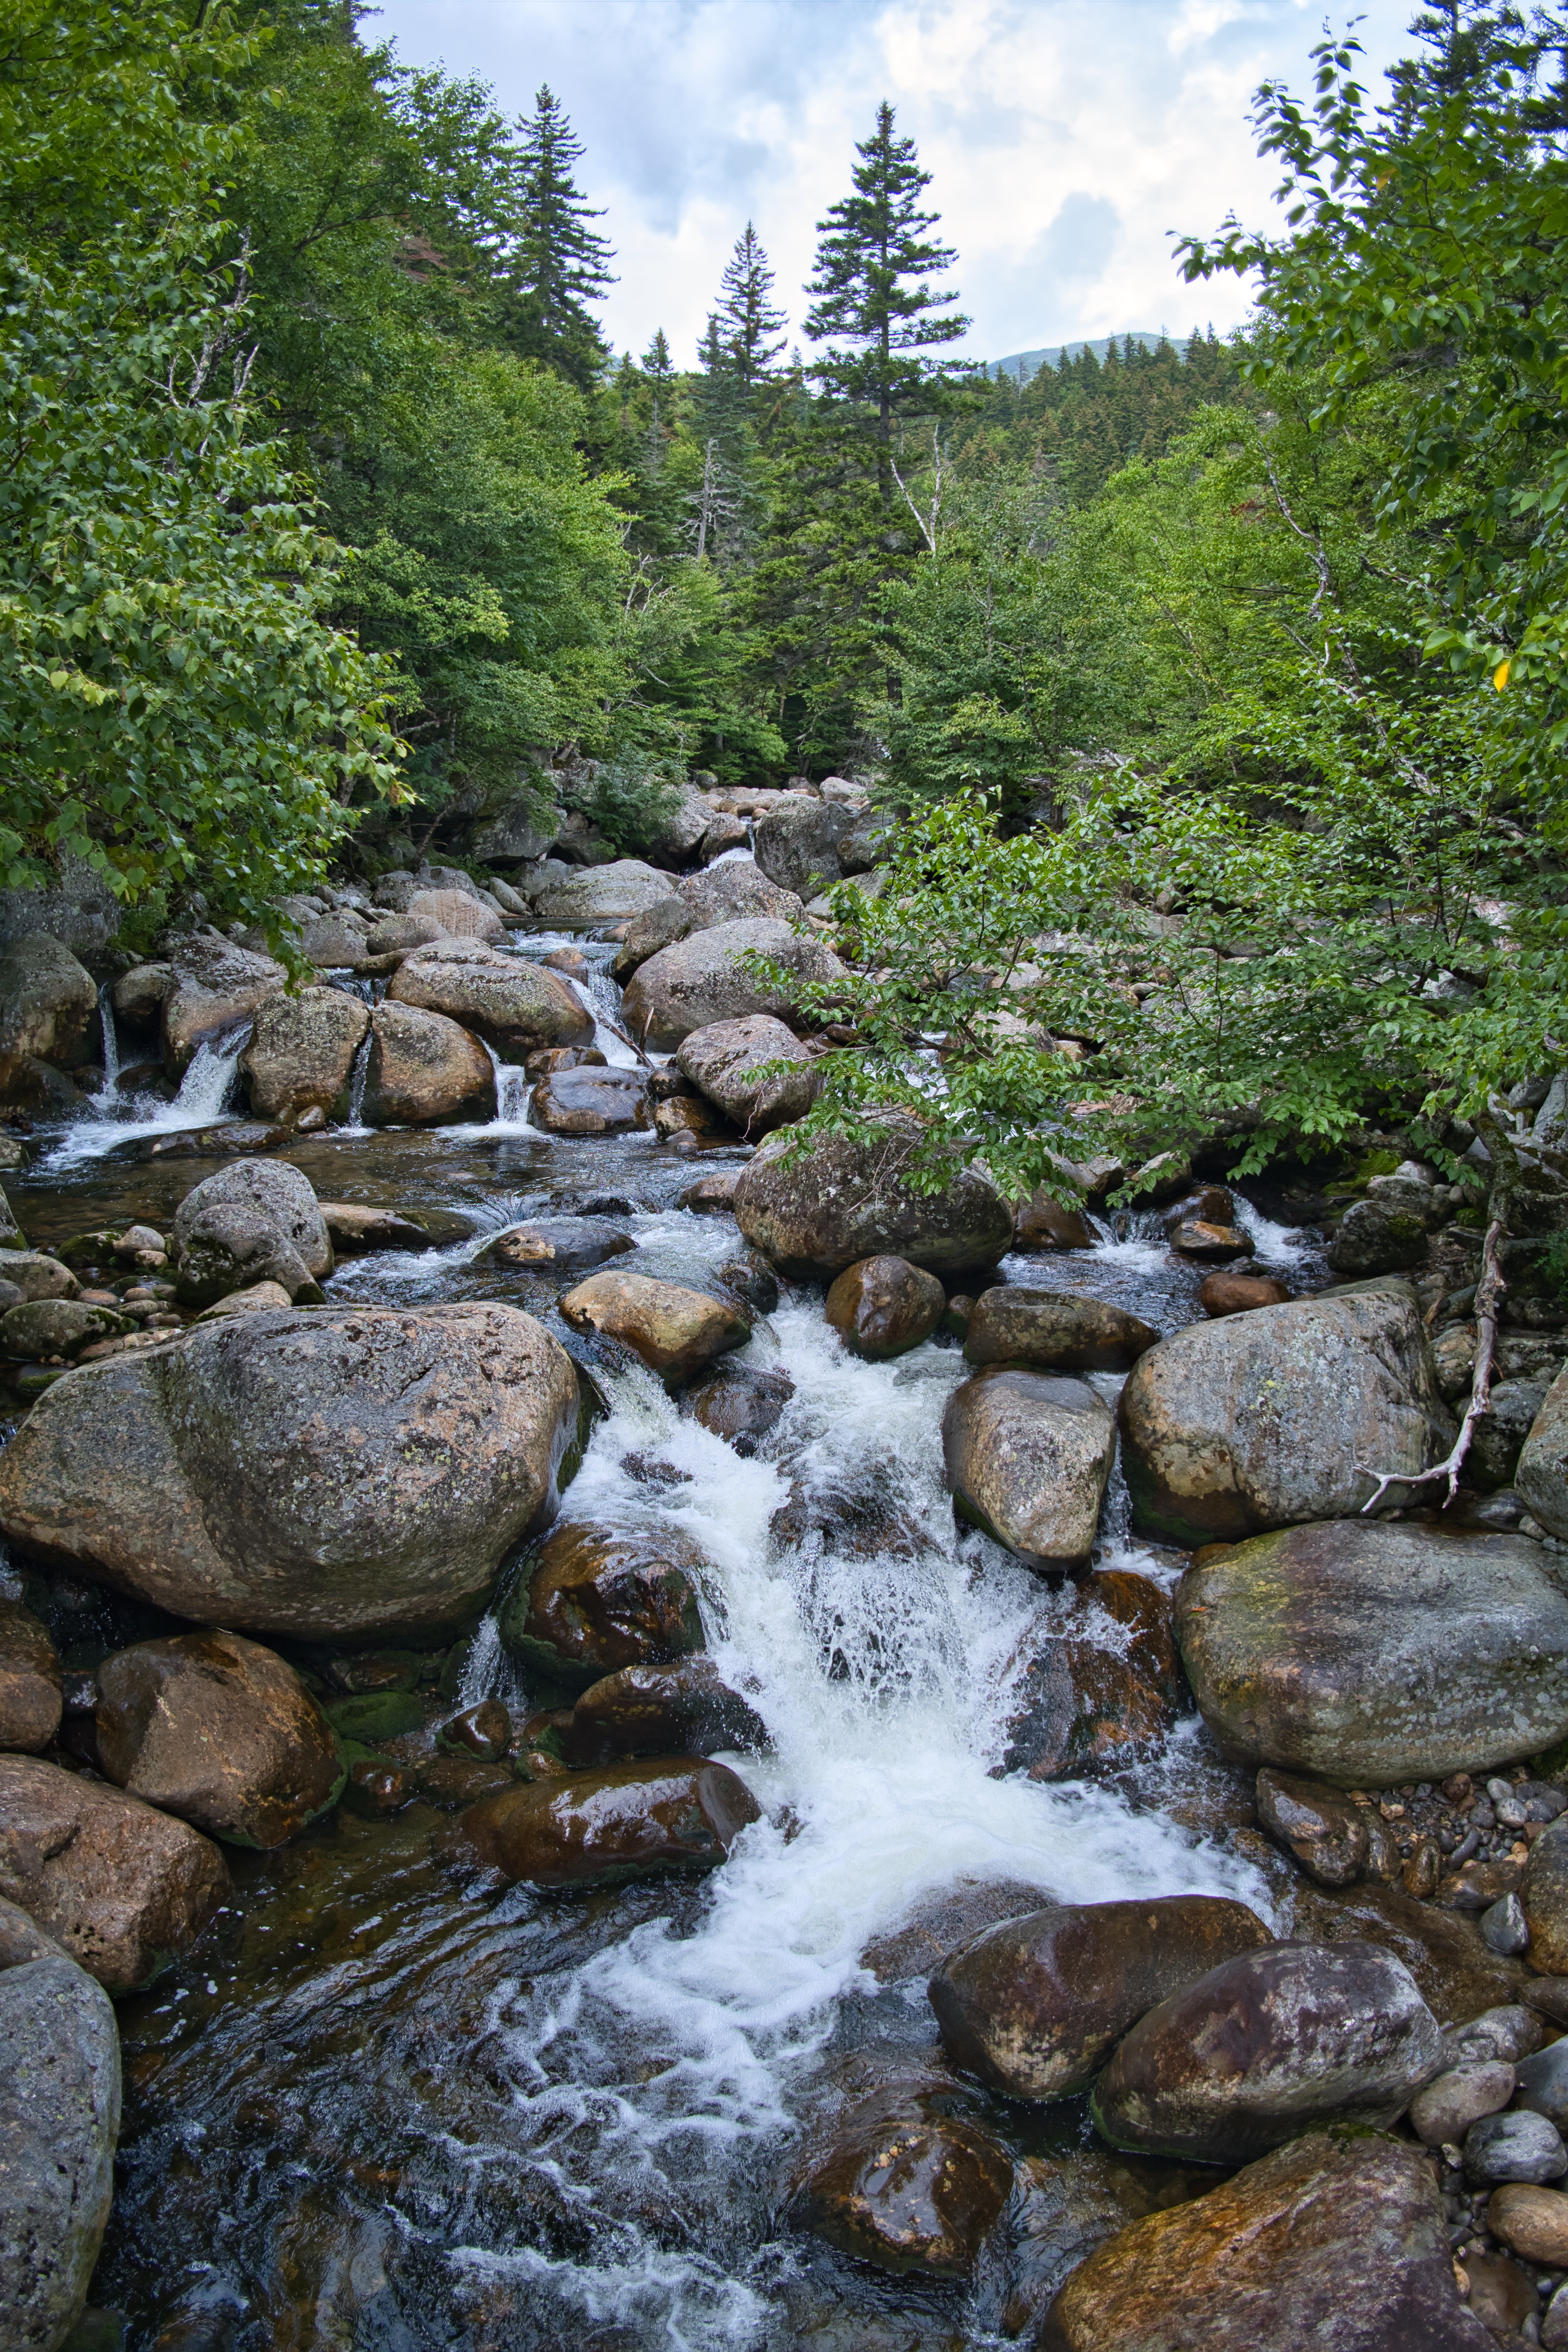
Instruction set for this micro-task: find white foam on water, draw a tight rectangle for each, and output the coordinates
[1232,1192,1318,1274]
[40,1026,249,1170]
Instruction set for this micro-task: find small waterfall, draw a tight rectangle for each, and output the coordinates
[568,974,645,1070]
[41,1020,249,1170]
[472,1040,537,1134]
[171,1027,249,1121]
[343,1031,372,1130]
[91,983,121,1107]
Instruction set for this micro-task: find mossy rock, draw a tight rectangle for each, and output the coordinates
[322,1691,425,1743]
[55,1230,123,1269]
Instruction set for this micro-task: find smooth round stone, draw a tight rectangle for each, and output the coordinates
[1464,2107,1568,2186]
[1408,2060,1516,2147]
[1515,2038,1568,2126]
[1491,2182,1568,2265]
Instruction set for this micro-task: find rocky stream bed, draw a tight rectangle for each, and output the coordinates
[8,846,1568,2350]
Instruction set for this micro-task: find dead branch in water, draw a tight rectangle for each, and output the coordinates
[1360,1217,1505,1513]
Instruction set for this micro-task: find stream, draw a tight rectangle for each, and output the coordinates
[8,923,1327,2351]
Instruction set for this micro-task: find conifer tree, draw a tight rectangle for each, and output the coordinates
[641,328,674,473]
[498,85,614,388]
[715,222,788,388]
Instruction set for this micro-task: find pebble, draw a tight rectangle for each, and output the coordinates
[1491,2184,1568,2266]
[1482,1891,1534,1954]
[1410,2060,1516,2146]
[1467,2110,1568,2187]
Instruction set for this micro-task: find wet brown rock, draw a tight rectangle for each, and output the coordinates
[1175,1519,1568,1784]
[1000,1642,1173,1779]
[416,1755,514,1808]
[675,1013,819,1136]
[788,2089,1013,2276]
[438,1700,511,1759]
[942,1367,1116,1571]
[1464,2250,1541,2336]
[963,1289,1159,1372]
[316,1202,429,1253]
[498,1522,707,1689]
[653,1090,732,1142]
[0,1755,228,1991]
[1091,1939,1442,2164]
[1168,1219,1254,1261]
[570,1657,769,1761]
[1199,1270,1292,1316]
[531,1067,651,1136]
[680,1170,740,1214]
[928,1895,1271,2101]
[1522,1820,1568,1974]
[159,937,287,1078]
[480,1217,633,1271]
[1013,1191,1097,1251]
[387,940,591,1057]
[559,1268,750,1387]
[1040,2130,1488,2352]
[95,1629,343,1848]
[1256,1769,1400,1888]
[523,1043,605,1077]
[0,1302,580,1640]
[1089,1569,1186,1707]
[455,1756,760,1888]
[360,1001,495,1125]
[240,989,369,1122]
[1120,1289,1453,1544]
[1409,2060,1516,2146]
[0,1599,61,1752]
[342,1759,414,1817]
[1287,1878,1528,2024]
[683,1359,794,1453]
[733,1115,1012,1279]
[824,1255,945,1360]
[1489,2182,1568,2265]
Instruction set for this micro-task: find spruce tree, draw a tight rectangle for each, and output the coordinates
[715,222,788,388]
[498,85,614,388]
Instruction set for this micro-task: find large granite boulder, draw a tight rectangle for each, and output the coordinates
[96,1630,344,1848]
[386,942,592,1059]
[675,1014,819,1136]
[240,988,368,1121]
[1175,1519,1568,1783]
[479,1217,633,1272]
[1328,1196,1430,1276]
[498,1521,707,1688]
[469,799,562,867]
[0,934,97,1088]
[1040,2130,1490,2352]
[621,918,844,1052]
[559,1269,750,1387]
[963,1290,1159,1372]
[825,1254,945,1359]
[159,936,287,1077]
[0,1601,61,1756]
[360,1001,495,1125]
[942,1367,1116,1571]
[733,1118,1012,1279]
[678,858,799,931]
[174,1159,332,1282]
[533,860,675,926]
[0,1901,121,2352]
[454,1757,760,1888]
[530,1067,650,1135]
[787,2090,1013,2277]
[0,1303,580,1639]
[929,1896,1271,2100]
[1092,1940,1442,2164]
[753,797,852,900]
[0,1756,228,1991]
[1120,1289,1454,1544]
[403,887,503,943]
[1518,1366,1568,1539]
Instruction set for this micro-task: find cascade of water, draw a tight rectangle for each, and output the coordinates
[341,1031,372,1132]
[92,983,121,1107]
[40,1021,250,1170]
[568,972,645,1070]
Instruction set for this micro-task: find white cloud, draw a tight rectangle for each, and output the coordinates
[372,0,1419,363]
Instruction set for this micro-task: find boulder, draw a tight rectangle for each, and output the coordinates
[1040,2131,1488,2352]
[609,896,688,982]
[675,1013,819,1136]
[0,1254,77,1301]
[1200,1270,1293,1316]
[1176,1519,1568,1783]
[0,1755,228,1991]
[683,1359,795,1454]
[571,1658,769,1759]
[1517,1366,1568,1539]
[360,1001,495,1125]
[680,857,799,928]
[110,962,173,1027]
[1256,1768,1399,1887]
[621,917,844,1052]
[680,1170,741,1214]
[753,797,851,899]
[316,1202,429,1254]
[479,1218,633,1272]
[1409,2060,1516,2145]
[362,912,448,957]
[700,812,749,860]
[1012,1190,1098,1251]
[1328,1196,1430,1276]
[403,887,504,943]
[1513,2038,1568,2124]
[0,934,97,1081]
[928,1895,1272,2100]
[1089,1568,1186,1706]
[1472,1378,1551,1491]
[0,1602,60,1753]
[469,799,562,867]
[2,1300,128,1359]
[1522,1821,1568,1974]
[559,1268,750,1387]
[1120,1289,1454,1544]
[787,2091,1013,2277]
[172,1205,319,1308]
[454,1757,760,1887]
[1169,1219,1254,1260]
[1091,1939,1442,2164]
[0,1302,580,1639]
[530,1067,651,1135]
[733,1118,1012,1279]
[96,1629,344,1848]
[533,860,675,926]
[499,1522,706,1688]
[824,1255,945,1359]
[942,1367,1116,1571]
[0,1911,121,2352]
[298,909,371,968]
[239,987,368,1121]
[963,1289,1158,1373]
[386,942,591,1058]
[159,936,287,1077]
[999,1639,1174,1778]
[643,786,713,866]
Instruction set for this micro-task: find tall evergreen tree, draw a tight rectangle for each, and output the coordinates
[715,222,787,387]
[497,85,614,388]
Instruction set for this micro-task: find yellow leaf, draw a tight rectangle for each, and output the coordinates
[1494,660,1511,690]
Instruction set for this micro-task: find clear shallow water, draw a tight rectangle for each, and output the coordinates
[8,946,1328,2350]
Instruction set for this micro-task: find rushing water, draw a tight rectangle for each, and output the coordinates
[8,929,1329,2350]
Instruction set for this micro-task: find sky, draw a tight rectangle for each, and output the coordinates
[370,0,1424,368]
